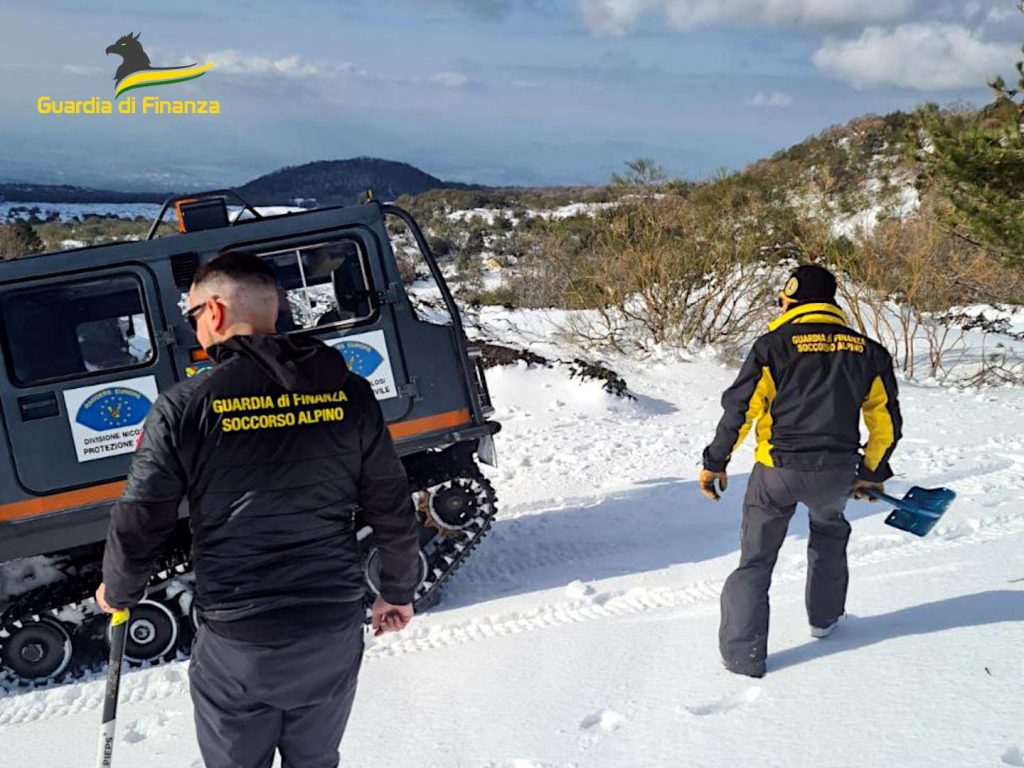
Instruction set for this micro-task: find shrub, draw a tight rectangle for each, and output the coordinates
[547,185,790,354]
[832,212,1023,381]
[0,221,45,259]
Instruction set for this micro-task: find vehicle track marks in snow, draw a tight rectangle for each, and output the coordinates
[2,507,1022,726]
[480,761,579,768]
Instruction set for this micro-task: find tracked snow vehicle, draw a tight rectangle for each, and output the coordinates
[0,193,499,686]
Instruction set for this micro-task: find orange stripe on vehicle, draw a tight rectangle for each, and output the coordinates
[0,414,474,521]
[0,481,126,523]
[388,409,471,440]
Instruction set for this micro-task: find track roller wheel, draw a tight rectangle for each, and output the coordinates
[108,600,179,663]
[424,476,491,534]
[0,617,72,682]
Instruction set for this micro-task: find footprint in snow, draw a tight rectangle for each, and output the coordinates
[1003,747,1024,766]
[120,712,174,744]
[565,580,594,600]
[683,686,762,717]
[579,709,624,732]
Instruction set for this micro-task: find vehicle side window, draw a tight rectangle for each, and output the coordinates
[385,215,453,327]
[260,240,374,332]
[0,276,153,386]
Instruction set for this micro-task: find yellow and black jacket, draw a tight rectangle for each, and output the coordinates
[703,303,902,481]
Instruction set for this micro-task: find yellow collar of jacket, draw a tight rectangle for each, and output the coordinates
[769,302,850,332]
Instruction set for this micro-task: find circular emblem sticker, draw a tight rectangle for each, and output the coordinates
[784,277,800,297]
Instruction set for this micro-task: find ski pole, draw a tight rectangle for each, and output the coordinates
[95,608,130,768]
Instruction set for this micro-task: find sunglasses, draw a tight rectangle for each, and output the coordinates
[185,296,221,332]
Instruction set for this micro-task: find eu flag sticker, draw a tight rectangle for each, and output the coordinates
[325,330,397,401]
[62,375,160,463]
[76,388,152,431]
[335,340,384,378]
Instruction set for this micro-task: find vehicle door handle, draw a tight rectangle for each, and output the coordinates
[18,392,59,421]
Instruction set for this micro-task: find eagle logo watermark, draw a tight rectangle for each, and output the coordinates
[105,32,213,99]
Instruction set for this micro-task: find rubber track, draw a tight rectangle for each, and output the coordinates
[0,460,498,691]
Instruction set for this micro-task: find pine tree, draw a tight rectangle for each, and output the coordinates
[0,220,45,260]
[918,46,1024,264]
[610,158,668,193]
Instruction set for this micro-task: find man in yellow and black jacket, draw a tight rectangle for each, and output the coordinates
[701,265,902,678]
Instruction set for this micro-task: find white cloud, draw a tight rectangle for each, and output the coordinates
[173,52,472,89]
[431,71,471,87]
[747,91,794,108]
[576,0,916,36]
[962,1,982,20]
[812,22,1017,90]
[63,64,102,76]
[986,6,1019,23]
[187,51,327,78]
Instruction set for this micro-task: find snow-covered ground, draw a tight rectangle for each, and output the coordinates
[0,202,308,224]
[0,202,164,222]
[447,202,618,226]
[2,310,1023,767]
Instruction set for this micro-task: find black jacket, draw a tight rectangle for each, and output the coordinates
[703,303,902,481]
[102,334,420,625]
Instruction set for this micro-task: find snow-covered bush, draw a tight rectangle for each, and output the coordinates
[542,189,790,355]
[833,216,1024,382]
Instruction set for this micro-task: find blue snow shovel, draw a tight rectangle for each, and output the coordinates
[868,487,957,537]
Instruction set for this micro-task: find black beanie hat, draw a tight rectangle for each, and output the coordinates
[780,265,837,304]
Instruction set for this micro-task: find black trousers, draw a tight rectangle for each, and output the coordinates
[189,619,364,768]
[719,462,856,674]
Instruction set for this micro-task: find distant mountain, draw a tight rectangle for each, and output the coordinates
[1,157,479,208]
[236,157,477,206]
[0,183,167,204]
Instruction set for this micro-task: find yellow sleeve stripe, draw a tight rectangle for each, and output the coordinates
[862,375,895,472]
[753,369,777,468]
[732,367,776,456]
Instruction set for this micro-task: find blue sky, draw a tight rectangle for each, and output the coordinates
[1,0,1023,189]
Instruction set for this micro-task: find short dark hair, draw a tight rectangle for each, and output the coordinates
[192,251,277,291]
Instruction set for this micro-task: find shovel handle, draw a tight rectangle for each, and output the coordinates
[866,489,946,517]
[865,489,903,506]
[95,608,130,768]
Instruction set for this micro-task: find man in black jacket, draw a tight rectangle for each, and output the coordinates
[701,265,902,678]
[96,252,421,768]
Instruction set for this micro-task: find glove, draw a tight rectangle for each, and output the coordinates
[699,469,728,502]
[852,479,884,502]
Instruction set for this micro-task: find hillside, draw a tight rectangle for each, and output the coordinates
[236,157,477,206]
[736,102,1017,240]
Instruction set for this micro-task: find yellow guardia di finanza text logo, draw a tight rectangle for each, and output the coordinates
[37,32,218,115]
